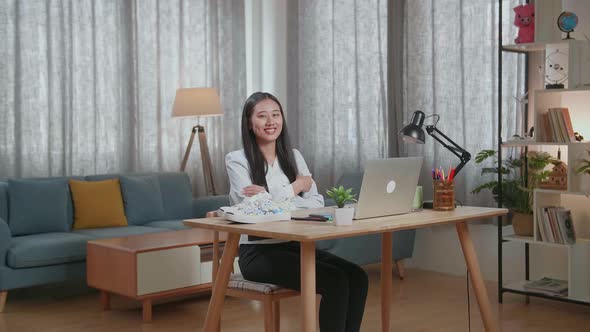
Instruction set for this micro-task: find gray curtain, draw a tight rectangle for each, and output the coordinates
[287,0,388,192]
[0,0,245,196]
[401,0,525,205]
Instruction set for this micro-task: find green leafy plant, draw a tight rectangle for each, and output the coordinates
[471,150,555,214]
[575,150,590,175]
[326,186,357,209]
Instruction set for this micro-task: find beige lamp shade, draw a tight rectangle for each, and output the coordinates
[172,87,223,117]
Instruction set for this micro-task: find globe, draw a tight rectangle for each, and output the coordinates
[558,11,578,39]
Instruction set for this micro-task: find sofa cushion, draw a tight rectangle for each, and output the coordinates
[85,172,194,220]
[8,179,70,236]
[158,173,194,219]
[69,179,128,229]
[192,195,230,218]
[145,220,190,231]
[0,217,11,263]
[228,273,283,294]
[6,232,91,269]
[0,182,8,222]
[73,225,165,239]
[119,175,165,225]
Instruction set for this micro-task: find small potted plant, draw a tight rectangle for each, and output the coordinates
[576,149,590,193]
[471,150,555,236]
[326,186,357,226]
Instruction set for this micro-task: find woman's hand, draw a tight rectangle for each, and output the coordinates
[293,175,313,195]
[242,185,267,197]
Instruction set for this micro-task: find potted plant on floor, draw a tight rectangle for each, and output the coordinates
[576,149,590,193]
[326,186,357,226]
[471,150,555,236]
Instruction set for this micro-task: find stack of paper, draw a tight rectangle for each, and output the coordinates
[524,277,568,297]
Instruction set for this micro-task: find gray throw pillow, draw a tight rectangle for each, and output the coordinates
[8,179,69,236]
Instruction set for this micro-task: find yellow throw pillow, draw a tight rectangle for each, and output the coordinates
[69,179,128,229]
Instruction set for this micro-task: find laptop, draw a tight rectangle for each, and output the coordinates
[353,157,423,220]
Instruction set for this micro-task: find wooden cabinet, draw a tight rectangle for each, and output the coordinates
[86,229,235,322]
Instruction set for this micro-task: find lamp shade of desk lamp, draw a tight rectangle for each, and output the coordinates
[172,88,223,196]
[399,110,426,144]
[399,110,471,177]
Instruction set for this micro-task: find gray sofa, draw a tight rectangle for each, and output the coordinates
[0,172,228,310]
[0,171,415,312]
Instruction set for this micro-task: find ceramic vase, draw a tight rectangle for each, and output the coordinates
[334,207,354,226]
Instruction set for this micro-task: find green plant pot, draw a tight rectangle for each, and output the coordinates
[512,212,533,236]
[334,207,354,226]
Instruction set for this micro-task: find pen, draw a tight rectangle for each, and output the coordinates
[449,168,455,183]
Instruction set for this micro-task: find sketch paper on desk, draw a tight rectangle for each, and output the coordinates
[219,207,291,224]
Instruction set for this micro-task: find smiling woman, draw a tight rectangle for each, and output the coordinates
[234,92,306,201]
[224,91,369,332]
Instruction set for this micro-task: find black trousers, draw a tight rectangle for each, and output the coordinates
[238,242,369,332]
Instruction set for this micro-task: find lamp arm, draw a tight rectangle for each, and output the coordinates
[425,125,472,176]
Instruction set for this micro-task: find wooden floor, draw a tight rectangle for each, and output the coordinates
[2,265,590,331]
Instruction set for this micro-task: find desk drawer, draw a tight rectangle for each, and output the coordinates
[136,246,201,296]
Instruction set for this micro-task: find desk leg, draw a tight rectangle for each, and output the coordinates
[381,232,392,332]
[203,233,240,332]
[300,241,316,332]
[456,221,499,332]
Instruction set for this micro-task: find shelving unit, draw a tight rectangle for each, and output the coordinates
[502,40,579,53]
[498,0,590,306]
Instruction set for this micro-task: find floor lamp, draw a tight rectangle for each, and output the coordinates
[172,88,223,196]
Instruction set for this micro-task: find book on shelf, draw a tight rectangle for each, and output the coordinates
[540,108,576,143]
[524,277,568,297]
[536,206,576,244]
[560,108,576,143]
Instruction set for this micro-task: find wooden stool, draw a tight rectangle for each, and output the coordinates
[208,211,299,332]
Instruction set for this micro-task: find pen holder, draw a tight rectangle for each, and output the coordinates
[433,180,455,211]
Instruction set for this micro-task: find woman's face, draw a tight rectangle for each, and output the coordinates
[250,98,283,144]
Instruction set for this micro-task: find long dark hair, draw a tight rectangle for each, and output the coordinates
[241,92,299,190]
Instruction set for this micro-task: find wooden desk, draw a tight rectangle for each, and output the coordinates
[184,206,507,332]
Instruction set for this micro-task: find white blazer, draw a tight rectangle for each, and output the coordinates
[225,148,325,244]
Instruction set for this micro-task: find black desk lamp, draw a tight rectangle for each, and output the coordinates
[399,110,471,176]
